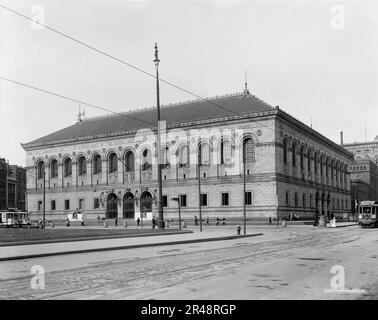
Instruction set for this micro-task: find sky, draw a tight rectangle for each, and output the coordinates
[1,0,378,167]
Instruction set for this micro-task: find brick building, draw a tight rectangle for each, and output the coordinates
[22,92,353,222]
[0,158,26,211]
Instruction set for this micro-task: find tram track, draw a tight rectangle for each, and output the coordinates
[0,228,361,299]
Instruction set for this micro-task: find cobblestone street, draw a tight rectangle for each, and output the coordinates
[1,225,377,300]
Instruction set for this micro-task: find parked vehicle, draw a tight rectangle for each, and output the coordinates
[358,201,378,228]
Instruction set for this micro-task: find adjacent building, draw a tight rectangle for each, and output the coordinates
[22,91,354,221]
[0,158,26,211]
[344,137,378,213]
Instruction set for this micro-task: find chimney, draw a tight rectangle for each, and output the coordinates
[340,131,344,147]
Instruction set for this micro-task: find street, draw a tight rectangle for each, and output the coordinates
[0,225,377,300]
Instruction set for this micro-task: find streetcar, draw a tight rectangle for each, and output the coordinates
[0,211,31,228]
[357,201,378,228]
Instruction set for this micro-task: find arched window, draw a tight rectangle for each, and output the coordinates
[37,161,45,179]
[125,151,135,172]
[243,138,255,163]
[292,142,296,167]
[178,145,189,167]
[50,159,58,178]
[300,147,304,169]
[142,149,152,171]
[64,158,72,177]
[93,154,102,174]
[314,152,318,174]
[77,156,86,176]
[161,146,170,168]
[220,139,232,164]
[199,142,210,166]
[307,149,311,172]
[283,139,288,164]
[109,153,118,173]
[325,158,329,177]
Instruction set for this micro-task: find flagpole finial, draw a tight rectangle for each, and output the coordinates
[243,69,250,96]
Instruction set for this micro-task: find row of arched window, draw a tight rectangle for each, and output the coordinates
[282,139,348,187]
[36,138,256,180]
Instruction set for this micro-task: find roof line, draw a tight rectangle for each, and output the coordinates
[81,91,273,122]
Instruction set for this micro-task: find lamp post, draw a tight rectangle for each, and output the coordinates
[154,42,164,229]
[197,139,203,232]
[243,149,247,235]
[171,197,181,230]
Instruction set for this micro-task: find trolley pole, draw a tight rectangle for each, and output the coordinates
[154,42,164,229]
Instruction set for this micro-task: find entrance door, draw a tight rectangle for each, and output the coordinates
[140,191,153,217]
[106,193,118,219]
[123,192,135,219]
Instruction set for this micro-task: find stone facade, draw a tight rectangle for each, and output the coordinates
[22,94,354,221]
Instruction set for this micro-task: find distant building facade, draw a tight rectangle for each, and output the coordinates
[344,137,378,211]
[0,158,26,211]
[22,92,353,221]
[344,136,378,163]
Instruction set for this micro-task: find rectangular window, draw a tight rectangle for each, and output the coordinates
[79,199,84,210]
[245,192,252,205]
[221,192,230,206]
[302,193,306,208]
[200,194,208,206]
[295,193,298,207]
[51,200,56,211]
[64,199,70,210]
[180,194,187,207]
[163,195,168,207]
[286,192,290,205]
[94,198,100,209]
[38,200,42,211]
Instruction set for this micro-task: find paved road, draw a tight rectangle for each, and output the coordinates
[0,226,377,300]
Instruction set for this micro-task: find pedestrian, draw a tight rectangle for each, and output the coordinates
[137,217,140,226]
[194,215,198,226]
[268,216,273,225]
[66,218,70,227]
[206,216,209,225]
[222,217,226,226]
[152,216,156,229]
[216,217,220,226]
[97,215,101,223]
[115,217,118,227]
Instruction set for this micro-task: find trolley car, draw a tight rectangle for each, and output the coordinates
[357,201,378,228]
[0,211,31,228]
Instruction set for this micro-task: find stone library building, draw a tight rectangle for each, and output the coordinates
[22,90,353,222]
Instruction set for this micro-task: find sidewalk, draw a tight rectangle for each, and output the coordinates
[0,228,263,262]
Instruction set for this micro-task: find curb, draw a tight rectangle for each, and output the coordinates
[0,233,263,262]
[0,229,193,247]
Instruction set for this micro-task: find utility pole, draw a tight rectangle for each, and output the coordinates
[154,42,164,229]
[197,139,203,232]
